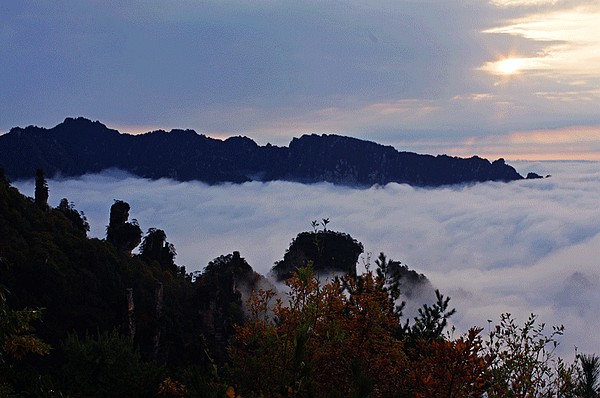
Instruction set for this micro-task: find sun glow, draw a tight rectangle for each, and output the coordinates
[481,4,600,80]
[496,58,526,75]
[480,56,541,76]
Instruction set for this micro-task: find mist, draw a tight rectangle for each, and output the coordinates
[13,161,600,357]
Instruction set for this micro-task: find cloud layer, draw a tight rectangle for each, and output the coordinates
[12,160,600,357]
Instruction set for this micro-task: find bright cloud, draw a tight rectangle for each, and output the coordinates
[482,4,600,83]
[382,125,600,161]
[481,56,548,76]
[12,161,600,357]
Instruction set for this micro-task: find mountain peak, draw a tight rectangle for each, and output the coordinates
[0,118,527,185]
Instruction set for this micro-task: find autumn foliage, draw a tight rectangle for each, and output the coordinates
[407,328,491,398]
[230,265,409,397]
[229,264,581,398]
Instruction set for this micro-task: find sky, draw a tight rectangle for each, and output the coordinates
[12,160,600,358]
[2,0,600,160]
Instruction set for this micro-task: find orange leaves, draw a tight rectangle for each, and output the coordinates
[409,327,491,398]
[157,377,186,398]
[229,269,575,397]
[230,266,411,397]
[0,291,50,362]
[225,386,242,398]
[2,334,50,360]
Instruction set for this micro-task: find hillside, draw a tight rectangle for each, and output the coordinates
[0,117,527,186]
[0,171,268,395]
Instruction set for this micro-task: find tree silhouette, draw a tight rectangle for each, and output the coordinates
[578,354,600,398]
[140,228,177,274]
[484,313,573,397]
[57,198,90,235]
[401,289,456,343]
[34,168,49,210]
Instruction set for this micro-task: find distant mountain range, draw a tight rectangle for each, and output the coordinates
[0,117,537,186]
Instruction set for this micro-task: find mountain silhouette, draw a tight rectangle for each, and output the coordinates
[0,117,526,186]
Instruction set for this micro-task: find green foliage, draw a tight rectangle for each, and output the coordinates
[56,198,90,235]
[0,287,50,364]
[61,329,163,397]
[140,228,181,276]
[401,289,456,343]
[484,313,575,397]
[0,286,50,395]
[577,353,600,398]
[0,177,208,385]
[178,365,223,398]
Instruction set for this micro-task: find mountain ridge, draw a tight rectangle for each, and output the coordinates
[0,117,531,186]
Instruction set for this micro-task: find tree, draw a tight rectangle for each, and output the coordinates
[34,168,49,210]
[578,354,600,398]
[57,198,90,234]
[401,289,456,343]
[230,265,410,397]
[60,330,162,397]
[140,228,178,275]
[374,252,403,314]
[408,327,491,398]
[484,313,576,397]
[0,287,50,363]
[195,251,263,364]
[0,286,50,393]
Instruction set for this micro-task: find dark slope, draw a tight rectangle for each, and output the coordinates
[0,172,194,362]
[0,172,269,373]
[0,117,524,186]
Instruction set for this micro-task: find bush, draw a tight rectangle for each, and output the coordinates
[60,330,163,397]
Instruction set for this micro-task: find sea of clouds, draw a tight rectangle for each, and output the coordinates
[13,160,600,358]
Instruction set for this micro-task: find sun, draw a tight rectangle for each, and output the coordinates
[478,56,533,76]
[496,57,526,75]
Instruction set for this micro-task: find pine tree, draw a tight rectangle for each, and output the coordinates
[578,354,600,398]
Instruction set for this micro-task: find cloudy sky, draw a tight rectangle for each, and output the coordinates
[12,160,600,357]
[2,0,600,160]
